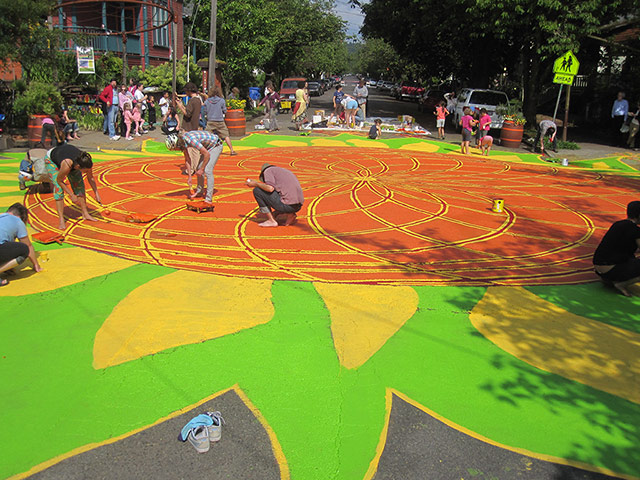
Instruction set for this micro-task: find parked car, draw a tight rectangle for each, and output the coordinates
[307,81,323,97]
[417,89,447,113]
[379,81,394,92]
[395,81,424,102]
[367,79,377,88]
[278,77,307,113]
[389,83,401,97]
[453,88,509,129]
[320,78,331,91]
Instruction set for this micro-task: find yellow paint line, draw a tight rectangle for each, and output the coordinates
[364,388,640,480]
[8,385,290,480]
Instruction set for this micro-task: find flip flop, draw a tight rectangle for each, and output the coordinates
[0,278,8,287]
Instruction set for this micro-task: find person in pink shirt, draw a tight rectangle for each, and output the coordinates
[132,104,144,136]
[460,107,477,154]
[476,108,492,146]
[434,101,449,140]
[123,103,135,140]
[480,135,493,156]
[40,116,57,147]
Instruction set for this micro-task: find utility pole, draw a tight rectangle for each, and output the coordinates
[171,0,177,98]
[208,0,217,91]
[563,85,571,142]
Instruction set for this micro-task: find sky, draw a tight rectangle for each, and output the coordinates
[333,0,366,38]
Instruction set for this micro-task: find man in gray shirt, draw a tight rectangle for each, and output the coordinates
[353,79,369,120]
[534,119,557,154]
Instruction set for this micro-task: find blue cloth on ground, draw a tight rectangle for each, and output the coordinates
[178,414,213,442]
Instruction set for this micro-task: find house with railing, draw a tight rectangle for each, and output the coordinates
[51,0,184,70]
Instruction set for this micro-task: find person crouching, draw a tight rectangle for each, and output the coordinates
[245,164,304,227]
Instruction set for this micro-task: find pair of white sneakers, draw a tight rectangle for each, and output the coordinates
[187,411,225,454]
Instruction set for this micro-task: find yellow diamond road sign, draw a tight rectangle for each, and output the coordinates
[553,51,580,76]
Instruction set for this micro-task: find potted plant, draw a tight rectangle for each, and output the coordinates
[497,99,526,148]
[225,98,247,136]
[13,81,64,146]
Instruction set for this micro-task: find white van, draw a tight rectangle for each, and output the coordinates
[453,89,509,129]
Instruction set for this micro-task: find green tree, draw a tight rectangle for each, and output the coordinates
[189,0,347,88]
[360,0,628,123]
[133,55,202,92]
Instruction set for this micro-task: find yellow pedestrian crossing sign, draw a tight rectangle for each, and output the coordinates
[553,51,580,77]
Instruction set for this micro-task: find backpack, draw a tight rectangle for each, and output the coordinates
[25,149,50,182]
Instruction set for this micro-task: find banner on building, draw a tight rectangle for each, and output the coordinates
[76,46,95,74]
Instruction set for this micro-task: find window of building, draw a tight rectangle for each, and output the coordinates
[153,2,169,48]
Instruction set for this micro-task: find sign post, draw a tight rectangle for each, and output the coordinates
[552,51,580,141]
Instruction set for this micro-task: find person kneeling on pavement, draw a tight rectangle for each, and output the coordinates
[0,203,42,286]
[593,200,640,297]
[245,163,304,228]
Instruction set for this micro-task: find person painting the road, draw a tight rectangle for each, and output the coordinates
[534,119,557,154]
[0,203,42,286]
[460,107,476,155]
[165,131,223,207]
[292,81,309,131]
[245,164,304,228]
[45,144,101,230]
[593,200,640,297]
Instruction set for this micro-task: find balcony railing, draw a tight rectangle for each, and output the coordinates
[59,26,141,55]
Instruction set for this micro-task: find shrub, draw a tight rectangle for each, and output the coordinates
[13,82,63,116]
[226,98,247,110]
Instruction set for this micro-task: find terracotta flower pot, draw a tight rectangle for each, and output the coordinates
[224,109,246,137]
[500,120,524,148]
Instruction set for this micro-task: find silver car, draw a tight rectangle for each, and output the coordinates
[453,89,509,129]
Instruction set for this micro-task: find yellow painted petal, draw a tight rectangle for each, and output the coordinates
[314,283,419,369]
[346,139,389,148]
[398,142,439,152]
[0,195,28,209]
[470,286,640,404]
[310,139,348,147]
[0,247,134,297]
[267,140,308,147]
[93,271,274,368]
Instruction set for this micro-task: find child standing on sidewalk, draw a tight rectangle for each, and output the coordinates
[460,107,477,155]
[434,101,449,140]
[132,104,144,137]
[123,103,134,140]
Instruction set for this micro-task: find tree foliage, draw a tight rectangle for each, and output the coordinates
[189,0,347,87]
[130,56,202,92]
[360,0,628,122]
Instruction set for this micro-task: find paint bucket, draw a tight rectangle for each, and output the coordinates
[492,199,504,213]
[561,158,569,166]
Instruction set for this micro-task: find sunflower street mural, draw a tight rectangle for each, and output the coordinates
[1,134,639,480]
